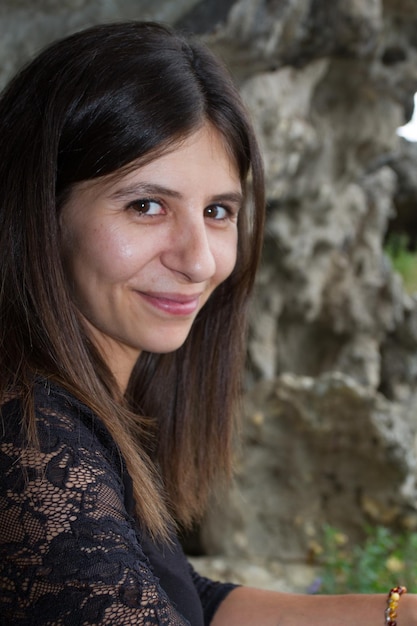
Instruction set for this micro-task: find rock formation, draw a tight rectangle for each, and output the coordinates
[203,372,417,562]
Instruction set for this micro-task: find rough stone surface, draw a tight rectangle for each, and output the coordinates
[3,0,417,567]
[202,373,417,561]
[0,1,201,89]
[189,556,319,593]
[205,0,384,79]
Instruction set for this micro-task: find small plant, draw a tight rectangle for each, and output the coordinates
[315,524,417,594]
[384,233,417,294]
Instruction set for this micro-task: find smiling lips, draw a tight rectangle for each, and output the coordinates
[137,291,202,316]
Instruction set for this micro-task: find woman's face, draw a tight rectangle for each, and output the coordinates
[60,124,242,390]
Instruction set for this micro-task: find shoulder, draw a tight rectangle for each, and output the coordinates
[2,379,115,446]
[0,379,130,526]
[0,381,191,625]
[0,378,125,486]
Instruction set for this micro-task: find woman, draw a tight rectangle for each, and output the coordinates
[0,21,415,626]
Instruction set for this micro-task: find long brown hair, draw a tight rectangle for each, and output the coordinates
[0,22,265,538]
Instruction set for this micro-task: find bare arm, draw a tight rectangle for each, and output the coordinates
[211,586,417,626]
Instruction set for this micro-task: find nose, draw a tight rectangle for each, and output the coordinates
[161,216,216,283]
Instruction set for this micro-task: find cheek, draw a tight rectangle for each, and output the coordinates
[72,225,140,282]
[214,232,238,283]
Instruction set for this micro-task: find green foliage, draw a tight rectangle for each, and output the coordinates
[317,525,417,594]
[384,233,417,294]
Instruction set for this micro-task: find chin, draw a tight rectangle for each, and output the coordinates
[143,335,191,355]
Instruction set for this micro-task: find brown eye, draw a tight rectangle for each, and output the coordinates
[204,205,228,220]
[128,199,163,215]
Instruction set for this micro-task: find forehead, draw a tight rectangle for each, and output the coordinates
[84,124,240,190]
[124,123,240,179]
[64,123,242,206]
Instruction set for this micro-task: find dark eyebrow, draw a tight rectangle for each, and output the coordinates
[209,192,244,207]
[111,183,182,200]
[111,183,243,206]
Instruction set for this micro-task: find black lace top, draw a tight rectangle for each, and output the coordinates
[0,380,235,625]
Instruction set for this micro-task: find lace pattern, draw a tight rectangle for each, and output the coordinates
[0,386,190,625]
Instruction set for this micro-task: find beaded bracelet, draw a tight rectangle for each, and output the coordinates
[385,586,407,626]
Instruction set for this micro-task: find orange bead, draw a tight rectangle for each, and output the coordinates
[385,587,407,625]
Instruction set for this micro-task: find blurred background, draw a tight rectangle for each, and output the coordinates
[3,0,417,593]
